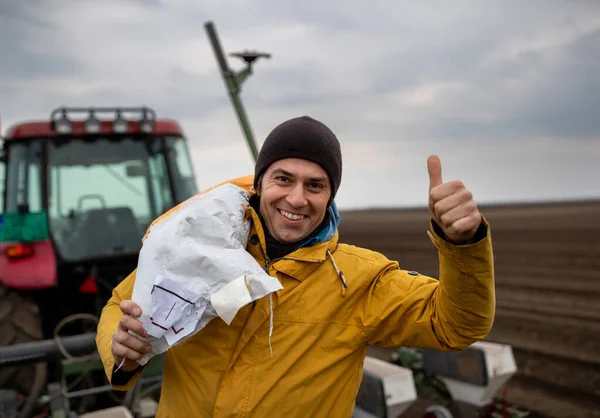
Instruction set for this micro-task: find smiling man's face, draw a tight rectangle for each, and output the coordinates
[258,158,331,244]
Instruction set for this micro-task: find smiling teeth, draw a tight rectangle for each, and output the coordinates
[280,210,305,220]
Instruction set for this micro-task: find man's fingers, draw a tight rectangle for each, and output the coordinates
[432,188,473,220]
[111,329,152,371]
[112,300,151,372]
[425,155,482,243]
[112,341,148,362]
[446,213,482,238]
[438,202,478,229]
[429,180,465,204]
[118,315,150,338]
[120,300,142,317]
[119,299,149,337]
[113,330,152,355]
[427,155,443,191]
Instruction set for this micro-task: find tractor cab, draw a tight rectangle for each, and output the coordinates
[0,107,198,339]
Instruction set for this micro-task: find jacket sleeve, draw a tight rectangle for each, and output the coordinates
[95,268,145,390]
[361,217,495,351]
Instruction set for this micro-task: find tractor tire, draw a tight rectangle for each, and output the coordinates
[0,285,43,394]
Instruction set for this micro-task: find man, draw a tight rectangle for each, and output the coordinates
[96,115,495,417]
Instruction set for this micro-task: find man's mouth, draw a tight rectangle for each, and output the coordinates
[278,209,307,221]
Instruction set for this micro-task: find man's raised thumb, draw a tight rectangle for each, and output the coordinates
[427,155,443,190]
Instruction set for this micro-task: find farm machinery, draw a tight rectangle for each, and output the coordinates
[0,106,198,417]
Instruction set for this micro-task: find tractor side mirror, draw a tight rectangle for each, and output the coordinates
[125,163,147,177]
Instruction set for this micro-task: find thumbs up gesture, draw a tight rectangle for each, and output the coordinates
[428,155,482,245]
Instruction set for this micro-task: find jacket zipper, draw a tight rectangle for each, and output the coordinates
[254,237,322,275]
[255,242,271,273]
[252,239,327,308]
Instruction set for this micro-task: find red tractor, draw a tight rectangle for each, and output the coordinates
[0,107,198,395]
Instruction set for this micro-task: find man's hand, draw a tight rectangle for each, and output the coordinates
[111,300,152,372]
[428,155,482,245]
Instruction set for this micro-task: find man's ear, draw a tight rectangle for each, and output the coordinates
[255,174,264,196]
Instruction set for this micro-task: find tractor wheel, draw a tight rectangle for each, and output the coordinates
[0,285,43,394]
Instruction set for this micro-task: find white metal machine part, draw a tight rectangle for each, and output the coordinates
[354,356,418,417]
[424,341,517,407]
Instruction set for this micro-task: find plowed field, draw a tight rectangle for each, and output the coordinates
[339,200,600,418]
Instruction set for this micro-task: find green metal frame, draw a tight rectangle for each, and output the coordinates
[225,66,258,161]
[48,354,164,418]
[205,21,266,163]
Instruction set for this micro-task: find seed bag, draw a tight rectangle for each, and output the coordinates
[131,183,282,365]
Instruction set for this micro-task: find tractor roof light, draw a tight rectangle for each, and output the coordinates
[51,109,73,134]
[112,111,129,134]
[50,106,158,135]
[84,111,102,134]
[138,108,156,133]
[138,119,154,133]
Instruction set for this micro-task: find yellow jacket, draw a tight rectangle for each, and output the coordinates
[96,175,495,418]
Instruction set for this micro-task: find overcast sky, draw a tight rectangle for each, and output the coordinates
[1,0,599,209]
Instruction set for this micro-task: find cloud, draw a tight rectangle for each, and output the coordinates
[1,0,598,209]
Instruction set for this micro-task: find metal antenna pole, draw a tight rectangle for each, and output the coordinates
[204,21,260,162]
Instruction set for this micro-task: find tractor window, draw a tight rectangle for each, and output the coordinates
[47,137,174,261]
[4,142,42,213]
[165,136,198,203]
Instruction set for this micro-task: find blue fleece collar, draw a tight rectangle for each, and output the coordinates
[295,201,341,250]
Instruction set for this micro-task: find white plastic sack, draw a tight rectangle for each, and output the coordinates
[131,183,283,365]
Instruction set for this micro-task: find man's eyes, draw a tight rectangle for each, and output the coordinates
[274,177,324,190]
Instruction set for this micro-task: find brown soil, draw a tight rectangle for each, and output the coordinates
[339,200,600,418]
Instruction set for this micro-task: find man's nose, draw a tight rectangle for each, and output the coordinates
[286,184,308,208]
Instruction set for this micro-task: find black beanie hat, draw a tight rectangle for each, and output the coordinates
[254,116,343,199]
